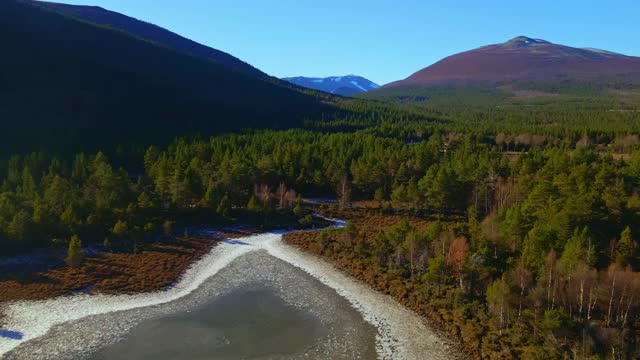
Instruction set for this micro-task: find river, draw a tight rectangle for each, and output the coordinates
[1,225,456,359]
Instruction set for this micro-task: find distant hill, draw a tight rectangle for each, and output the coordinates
[283,75,379,96]
[0,0,336,153]
[365,36,640,104]
[32,0,266,78]
[386,36,640,87]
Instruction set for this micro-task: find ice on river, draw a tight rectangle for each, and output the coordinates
[0,223,454,360]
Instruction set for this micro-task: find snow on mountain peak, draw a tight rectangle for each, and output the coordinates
[282,75,380,96]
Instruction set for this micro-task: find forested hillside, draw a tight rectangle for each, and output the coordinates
[0,0,337,153]
[33,1,267,78]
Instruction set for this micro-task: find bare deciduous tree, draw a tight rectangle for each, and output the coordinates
[570,264,597,320]
[487,278,511,335]
[495,133,507,151]
[576,135,592,149]
[604,263,622,326]
[511,261,532,318]
[544,250,559,310]
[618,134,640,152]
[276,181,287,209]
[337,176,351,210]
[284,189,297,209]
[255,183,272,208]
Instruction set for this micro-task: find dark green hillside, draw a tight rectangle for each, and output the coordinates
[359,85,512,107]
[358,82,640,139]
[33,0,267,78]
[0,0,335,153]
[361,81,640,108]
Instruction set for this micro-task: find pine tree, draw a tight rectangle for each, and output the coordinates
[8,210,31,241]
[20,166,35,199]
[374,188,385,206]
[560,227,595,278]
[112,219,129,238]
[201,181,218,209]
[615,226,635,267]
[66,235,83,268]
[293,194,305,216]
[423,256,449,296]
[103,237,111,251]
[163,220,174,239]
[217,194,231,217]
[247,196,260,213]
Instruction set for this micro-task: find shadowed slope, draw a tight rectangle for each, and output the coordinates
[33,0,266,78]
[0,1,334,152]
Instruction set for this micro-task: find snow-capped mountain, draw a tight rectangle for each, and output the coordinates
[283,75,379,96]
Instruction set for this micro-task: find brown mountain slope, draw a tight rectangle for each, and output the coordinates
[385,36,640,87]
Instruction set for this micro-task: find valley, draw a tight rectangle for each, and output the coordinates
[1,0,640,359]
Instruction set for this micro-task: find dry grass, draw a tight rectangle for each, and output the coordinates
[331,207,433,230]
[0,237,218,302]
[0,215,327,304]
[611,153,632,162]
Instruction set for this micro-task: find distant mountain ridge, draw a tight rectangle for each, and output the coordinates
[32,0,266,78]
[283,75,379,96]
[383,36,640,88]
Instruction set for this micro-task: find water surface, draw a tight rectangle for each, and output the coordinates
[96,287,327,359]
[3,230,455,360]
[7,251,378,360]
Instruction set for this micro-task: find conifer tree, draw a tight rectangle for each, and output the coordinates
[615,226,636,267]
[66,235,83,268]
[217,194,231,217]
[247,196,260,213]
[293,194,305,216]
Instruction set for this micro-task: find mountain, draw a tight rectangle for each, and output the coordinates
[384,36,640,88]
[385,36,640,88]
[360,36,640,105]
[0,0,336,153]
[283,75,379,96]
[32,0,266,78]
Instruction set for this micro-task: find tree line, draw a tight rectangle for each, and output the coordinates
[0,117,640,357]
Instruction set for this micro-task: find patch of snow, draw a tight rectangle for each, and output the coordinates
[350,80,367,92]
[582,47,620,56]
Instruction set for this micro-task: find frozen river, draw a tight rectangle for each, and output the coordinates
[1,225,455,359]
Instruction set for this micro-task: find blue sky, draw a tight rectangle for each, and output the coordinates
[53,0,639,85]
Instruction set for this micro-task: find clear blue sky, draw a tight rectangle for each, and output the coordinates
[53,0,639,85]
